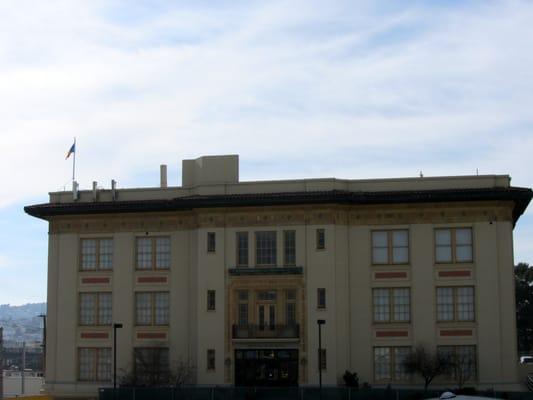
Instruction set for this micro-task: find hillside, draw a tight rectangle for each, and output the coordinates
[0,303,46,345]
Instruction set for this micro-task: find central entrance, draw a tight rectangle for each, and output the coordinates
[235,349,298,386]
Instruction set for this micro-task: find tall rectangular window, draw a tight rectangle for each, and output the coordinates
[372,288,410,323]
[80,238,113,270]
[372,230,409,264]
[237,290,248,325]
[78,348,111,381]
[207,232,216,253]
[435,228,473,263]
[135,292,169,325]
[207,290,216,311]
[437,287,475,322]
[207,349,216,370]
[283,230,296,266]
[136,237,170,270]
[236,232,249,266]
[79,292,112,326]
[374,347,411,382]
[286,290,297,325]
[256,231,277,266]
[437,345,477,382]
[316,229,325,250]
[134,348,169,385]
[317,288,326,309]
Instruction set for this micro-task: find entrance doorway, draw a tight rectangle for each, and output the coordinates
[235,349,298,386]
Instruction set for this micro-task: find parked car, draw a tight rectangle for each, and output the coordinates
[427,392,503,400]
[520,355,533,364]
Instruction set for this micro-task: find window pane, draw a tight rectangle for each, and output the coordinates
[436,246,452,263]
[238,304,248,325]
[457,287,474,321]
[79,348,95,380]
[372,231,388,247]
[154,292,169,325]
[81,239,97,270]
[155,237,170,269]
[457,346,477,381]
[236,232,249,266]
[207,232,216,252]
[284,230,296,266]
[437,288,454,321]
[393,288,410,322]
[455,229,472,245]
[373,289,390,322]
[97,348,112,381]
[436,230,451,245]
[99,239,113,270]
[316,229,325,249]
[392,247,408,264]
[80,293,96,325]
[373,248,388,264]
[137,238,152,269]
[317,288,326,308]
[394,347,410,381]
[392,231,408,247]
[256,232,277,265]
[98,293,112,325]
[374,347,391,380]
[136,293,152,325]
[286,303,296,325]
[456,245,472,262]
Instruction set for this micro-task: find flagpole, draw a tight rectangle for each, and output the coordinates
[72,137,76,182]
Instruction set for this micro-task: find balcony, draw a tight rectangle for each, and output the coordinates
[232,324,300,339]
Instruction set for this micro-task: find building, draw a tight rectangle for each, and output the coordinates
[25,155,532,397]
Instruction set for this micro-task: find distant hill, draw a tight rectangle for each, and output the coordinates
[0,303,46,345]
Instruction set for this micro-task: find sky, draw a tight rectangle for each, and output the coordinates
[0,0,532,305]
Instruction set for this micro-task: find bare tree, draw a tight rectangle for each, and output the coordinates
[403,345,453,390]
[449,351,476,389]
[119,355,196,388]
[170,359,196,387]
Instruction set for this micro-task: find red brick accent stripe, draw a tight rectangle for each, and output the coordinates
[81,332,109,339]
[376,330,408,338]
[137,276,167,283]
[438,270,471,278]
[81,277,110,284]
[137,332,167,339]
[440,329,473,337]
[375,272,407,279]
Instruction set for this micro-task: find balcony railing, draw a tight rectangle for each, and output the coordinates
[232,324,300,339]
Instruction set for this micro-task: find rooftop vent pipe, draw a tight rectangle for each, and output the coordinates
[160,164,167,188]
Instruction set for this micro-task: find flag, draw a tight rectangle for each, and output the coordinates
[66,142,75,159]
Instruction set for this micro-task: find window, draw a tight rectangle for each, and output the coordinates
[136,237,170,270]
[437,287,475,322]
[135,292,169,325]
[237,290,248,325]
[372,288,410,323]
[257,290,277,301]
[318,349,327,370]
[372,230,409,264]
[236,232,249,266]
[286,290,297,325]
[79,292,112,326]
[78,348,111,381]
[317,288,326,309]
[284,230,296,266]
[437,345,477,382]
[207,232,216,253]
[316,229,325,250]
[80,238,113,270]
[207,290,216,311]
[256,231,277,265]
[134,348,169,385]
[207,349,216,370]
[374,347,411,381]
[435,228,473,263]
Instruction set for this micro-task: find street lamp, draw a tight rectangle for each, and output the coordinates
[317,319,325,400]
[38,314,46,376]
[113,323,123,392]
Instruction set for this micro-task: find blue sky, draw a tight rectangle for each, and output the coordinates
[0,0,532,304]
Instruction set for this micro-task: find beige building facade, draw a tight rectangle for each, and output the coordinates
[25,155,532,398]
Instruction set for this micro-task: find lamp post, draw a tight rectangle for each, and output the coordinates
[38,314,46,377]
[113,323,123,392]
[317,319,325,400]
